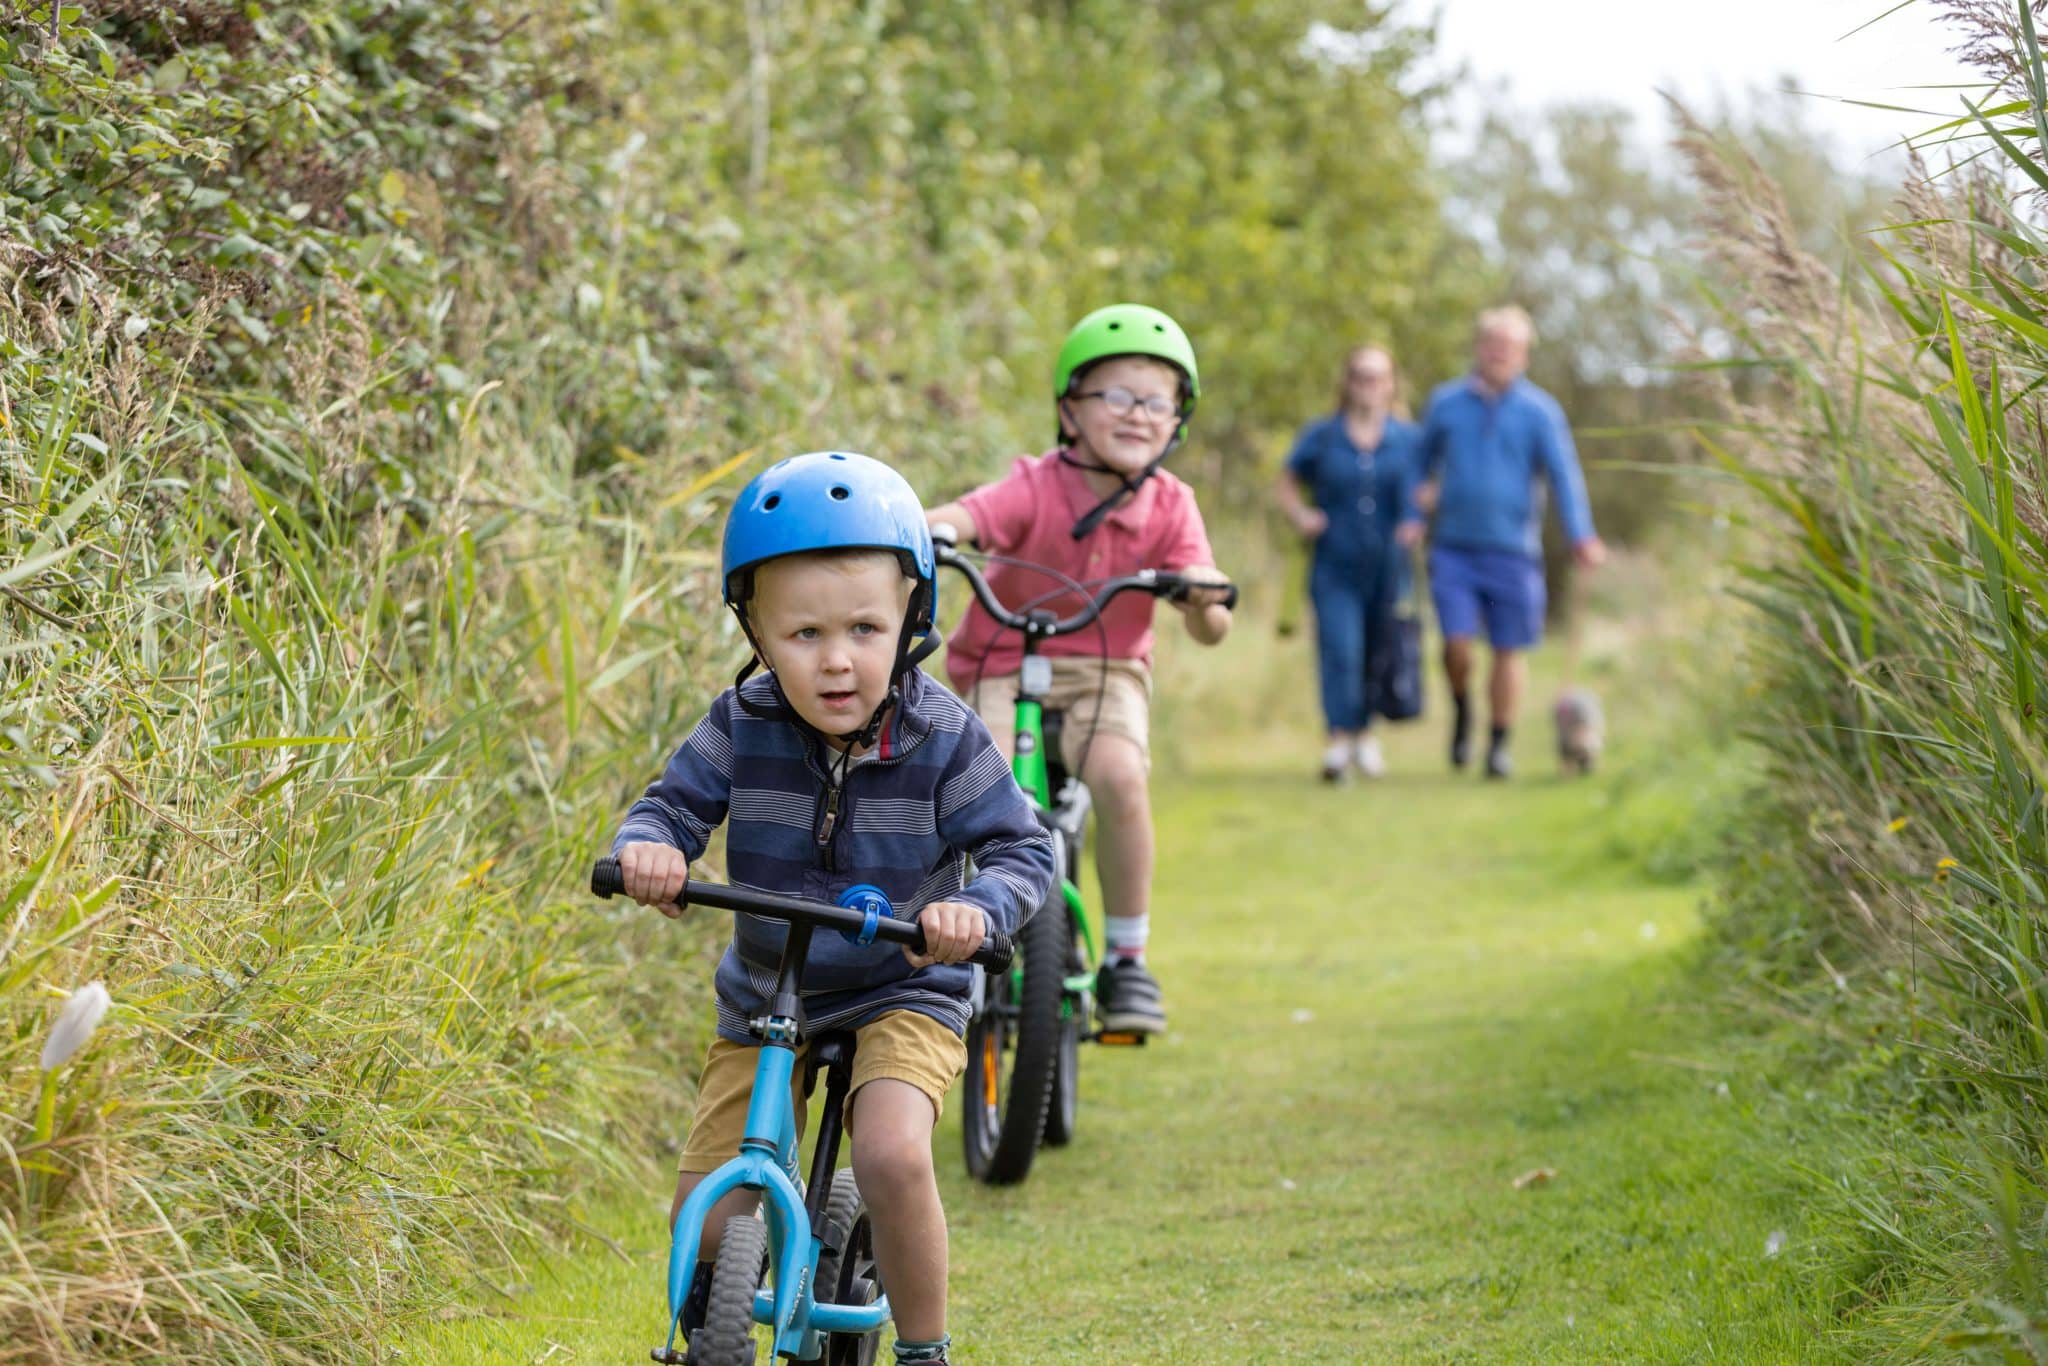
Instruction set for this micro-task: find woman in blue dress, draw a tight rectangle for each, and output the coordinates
[1275,344,1421,782]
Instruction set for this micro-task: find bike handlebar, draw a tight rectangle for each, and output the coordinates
[930,532,1237,637]
[590,858,1015,972]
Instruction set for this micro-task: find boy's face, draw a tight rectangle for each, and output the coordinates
[1059,356,1183,476]
[749,552,910,746]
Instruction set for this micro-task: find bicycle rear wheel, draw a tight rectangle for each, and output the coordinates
[814,1173,881,1366]
[961,883,1064,1184]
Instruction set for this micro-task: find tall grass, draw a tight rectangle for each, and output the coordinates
[0,292,739,1358]
[0,0,1119,1352]
[1685,3,2048,1352]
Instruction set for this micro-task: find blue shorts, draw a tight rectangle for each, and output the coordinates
[1429,545,1545,650]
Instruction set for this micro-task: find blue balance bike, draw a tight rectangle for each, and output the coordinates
[591,858,1013,1365]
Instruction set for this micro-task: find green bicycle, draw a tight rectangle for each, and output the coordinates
[933,529,1235,1185]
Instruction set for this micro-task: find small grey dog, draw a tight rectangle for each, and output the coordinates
[1554,688,1605,775]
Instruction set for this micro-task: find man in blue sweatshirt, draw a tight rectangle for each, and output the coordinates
[1396,307,1605,778]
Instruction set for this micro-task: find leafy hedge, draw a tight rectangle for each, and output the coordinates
[0,5,759,1359]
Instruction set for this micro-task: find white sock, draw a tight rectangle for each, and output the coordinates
[1106,915,1149,961]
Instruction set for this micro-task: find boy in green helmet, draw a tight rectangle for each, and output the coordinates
[924,304,1235,1034]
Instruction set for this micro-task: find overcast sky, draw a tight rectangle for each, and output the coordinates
[1409,0,1988,168]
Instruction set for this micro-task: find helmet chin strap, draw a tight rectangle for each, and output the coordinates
[1063,430,1184,541]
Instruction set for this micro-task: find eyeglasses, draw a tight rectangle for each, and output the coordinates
[1072,386,1180,421]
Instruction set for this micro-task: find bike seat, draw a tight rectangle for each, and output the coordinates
[802,1029,857,1098]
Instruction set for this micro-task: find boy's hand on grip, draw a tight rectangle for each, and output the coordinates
[618,841,689,918]
[1175,564,1234,609]
[907,900,987,967]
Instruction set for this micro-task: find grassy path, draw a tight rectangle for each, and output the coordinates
[403,661,1825,1362]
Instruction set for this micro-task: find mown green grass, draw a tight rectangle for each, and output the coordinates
[399,630,1847,1362]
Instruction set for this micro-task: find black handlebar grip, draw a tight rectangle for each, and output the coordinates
[1165,579,1240,611]
[591,857,625,899]
[974,932,1014,973]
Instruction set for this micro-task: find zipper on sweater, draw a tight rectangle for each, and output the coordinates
[815,774,844,872]
[802,688,935,872]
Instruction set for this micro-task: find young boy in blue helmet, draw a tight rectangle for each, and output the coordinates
[612,451,1056,1365]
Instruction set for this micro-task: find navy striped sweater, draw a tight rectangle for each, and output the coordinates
[612,666,1056,1042]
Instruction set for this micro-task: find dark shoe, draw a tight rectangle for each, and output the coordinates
[1486,739,1512,780]
[1450,701,1472,770]
[1096,956,1167,1034]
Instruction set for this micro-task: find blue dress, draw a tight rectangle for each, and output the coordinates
[1283,413,1420,731]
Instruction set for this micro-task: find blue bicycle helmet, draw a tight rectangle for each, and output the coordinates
[721,451,937,636]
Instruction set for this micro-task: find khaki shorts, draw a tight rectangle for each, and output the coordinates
[967,657,1152,772]
[677,1010,966,1174]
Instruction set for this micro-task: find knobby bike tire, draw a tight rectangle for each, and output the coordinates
[962,886,1065,1184]
[692,1214,766,1366]
[814,1174,882,1366]
[1040,905,1081,1148]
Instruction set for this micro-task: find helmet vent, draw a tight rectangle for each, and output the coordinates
[829,485,850,500]
[828,453,848,460]
[763,494,781,510]
[1108,321,1122,330]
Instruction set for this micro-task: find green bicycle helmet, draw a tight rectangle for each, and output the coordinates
[1051,304,1202,540]
[1054,303,1201,407]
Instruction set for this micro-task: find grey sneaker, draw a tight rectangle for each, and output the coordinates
[1096,956,1167,1034]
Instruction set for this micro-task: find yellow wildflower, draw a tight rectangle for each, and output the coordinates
[1887,816,1908,834]
[1935,857,1958,882]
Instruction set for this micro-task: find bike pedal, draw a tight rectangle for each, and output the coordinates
[649,1348,688,1365]
[1094,1030,1147,1047]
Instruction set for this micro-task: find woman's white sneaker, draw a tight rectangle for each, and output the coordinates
[1355,734,1387,778]
[1320,738,1352,784]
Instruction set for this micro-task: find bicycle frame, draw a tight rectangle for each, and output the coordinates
[661,920,891,1362]
[592,818,1016,1356]
[1007,653,1100,986]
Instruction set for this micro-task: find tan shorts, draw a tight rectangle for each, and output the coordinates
[677,1010,967,1174]
[967,657,1152,772]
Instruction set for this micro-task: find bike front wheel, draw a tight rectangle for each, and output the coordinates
[961,886,1064,1184]
[1041,912,1082,1147]
[691,1214,766,1366]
